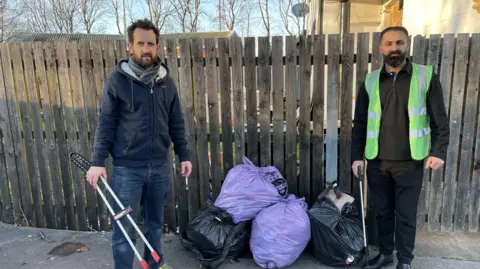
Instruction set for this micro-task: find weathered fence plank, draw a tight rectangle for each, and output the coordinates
[90,40,111,231]
[284,36,297,195]
[10,43,42,227]
[56,41,85,231]
[244,37,258,166]
[27,43,54,229]
[299,35,312,202]
[353,32,369,211]
[0,47,16,224]
[159,38,177,234]
[1,44,33,225]
[258,37,271,167]
[161,37,178,231]
[78,40,101,231]
[179,38,199,220]
[326,35,340,184]
[411,35,428,231]
[455,34,480,232]
[0,139,11,223]
[471,71,480,233]
[33,42,66,229]
[371,32,383,70]
[21,42,51,228]
[218,38,233,177]
[166,39,186,234]
[230,36,245,167]
[44,41,75,230]
[204,38,221,200]
[426,34,444,232]
[117,40,128,60]
[441,34,469,232]
[339,33,354,194]
[311,34,325,201]
[104,40,117,75]
[68,41,91,231]
[191,38,209,204]
[271,36,284,175]
[100,40,117,230]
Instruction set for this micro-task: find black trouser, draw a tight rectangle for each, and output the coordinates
[366,159,424,264]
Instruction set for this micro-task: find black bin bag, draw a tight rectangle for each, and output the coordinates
[181,200,251,269]
[307,182,365,267]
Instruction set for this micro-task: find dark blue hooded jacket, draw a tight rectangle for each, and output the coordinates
[90,59,190,167]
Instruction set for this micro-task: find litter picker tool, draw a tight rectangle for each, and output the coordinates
[358,165,369,266]
[69,152,160,269]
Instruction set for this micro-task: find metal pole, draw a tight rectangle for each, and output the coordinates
[339,0,351,38]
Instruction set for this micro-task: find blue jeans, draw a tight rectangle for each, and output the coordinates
[110,164,170,269]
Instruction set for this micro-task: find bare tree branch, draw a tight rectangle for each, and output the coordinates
[81,0,109,33]
[222,0,250,31]
[0,0,24,42]
[258,0,270,37]
[21,0,54,32]
[278,0,302,36]
[145,0,172,33]
[110,0,123,34]
[169,0,205,33]
[50,0,82,33]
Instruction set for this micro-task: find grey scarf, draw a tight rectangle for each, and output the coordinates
[128,56,161,87]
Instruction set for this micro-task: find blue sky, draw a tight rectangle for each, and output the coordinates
[102,1,289,37]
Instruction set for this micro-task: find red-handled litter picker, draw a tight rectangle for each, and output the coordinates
[70,152,160,269]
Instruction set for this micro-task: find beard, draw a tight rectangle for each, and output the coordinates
[383,50,407,68]
[132,53,155,68]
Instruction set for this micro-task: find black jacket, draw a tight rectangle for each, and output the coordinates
[352,59,449,162]
[91,59,190,167]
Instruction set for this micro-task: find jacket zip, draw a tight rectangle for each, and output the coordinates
[149,87,154,167]
[148,80,164,167]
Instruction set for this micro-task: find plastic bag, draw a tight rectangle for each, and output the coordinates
[250,194,311,269]
[308,185,365,266]
[181,200,251,268]
[214,156,288,223]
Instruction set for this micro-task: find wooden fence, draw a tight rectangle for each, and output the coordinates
[0,32,479,236]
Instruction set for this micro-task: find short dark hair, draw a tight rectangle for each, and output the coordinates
[380,26,409,41]
[127,19,160,44]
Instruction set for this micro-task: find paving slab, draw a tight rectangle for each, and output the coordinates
[1,222,479,269]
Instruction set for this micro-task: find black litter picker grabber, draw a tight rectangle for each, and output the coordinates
[70,152,160,269]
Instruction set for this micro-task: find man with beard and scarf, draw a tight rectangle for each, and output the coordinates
[87,19,191,269]
[351,26,449,269]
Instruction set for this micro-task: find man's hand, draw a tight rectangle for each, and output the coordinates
[181,161,192,177]
[425,156,445,170]
[86,166,107,188]
[352,160,366,178]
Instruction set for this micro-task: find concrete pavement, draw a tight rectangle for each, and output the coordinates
[1,222,480,269]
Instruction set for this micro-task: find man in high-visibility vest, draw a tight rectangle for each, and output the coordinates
[351,26,450,269]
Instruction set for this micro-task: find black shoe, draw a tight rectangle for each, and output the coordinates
[396,263,411,269]
[363,253,394,269]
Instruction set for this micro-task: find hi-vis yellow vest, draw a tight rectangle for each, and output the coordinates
[364,63,433,160]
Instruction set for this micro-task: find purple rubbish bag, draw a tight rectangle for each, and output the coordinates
[250,194,311,269]
[214,156,288,223]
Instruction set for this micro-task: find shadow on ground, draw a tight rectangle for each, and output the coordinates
[1,222,480,269]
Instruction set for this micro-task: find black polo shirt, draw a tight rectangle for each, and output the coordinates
[352,59,450,161]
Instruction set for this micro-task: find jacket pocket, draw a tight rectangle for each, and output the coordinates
[124,131,136,156]
[156,132,171,150]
